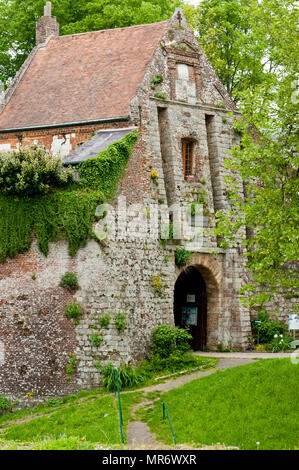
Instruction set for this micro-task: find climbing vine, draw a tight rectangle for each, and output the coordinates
[0,131,138,262]
[78,131,138,199]
[0,191,101,262]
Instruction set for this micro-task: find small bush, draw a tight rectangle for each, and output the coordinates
[100,363,145,391]
[47,398,63,407]
[268,334,291,352]
[65,302,83,323]
[115,313,126,332]
[151,75,163,85]
[90,333,103,348]
[151,274,164,296]
[0,395,11,412]
[252,312,286,344]
[65,353,78,378]
[0,145,75,195]
[154,92,167,100]
[60,272,79,292]
[151,324,192,358]
[175,248,193,267]
[99,313,110,329]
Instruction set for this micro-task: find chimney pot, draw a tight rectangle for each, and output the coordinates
[36,2,59,45]
[44,2,52,17]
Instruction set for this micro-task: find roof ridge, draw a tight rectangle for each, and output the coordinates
[52,19,169,41]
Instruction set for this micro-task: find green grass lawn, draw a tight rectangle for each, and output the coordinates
[136,359,299,450]
[0,392,141,450]
[0,355,216,450]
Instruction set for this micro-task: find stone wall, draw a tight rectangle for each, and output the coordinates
[1,11,293,404]
[0,237,176,403]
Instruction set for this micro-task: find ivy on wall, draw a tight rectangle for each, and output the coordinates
[0,131,138,262]
[0,191,101,262]
[78,131,138,199]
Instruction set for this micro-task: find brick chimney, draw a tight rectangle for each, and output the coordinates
[36,2,59,45]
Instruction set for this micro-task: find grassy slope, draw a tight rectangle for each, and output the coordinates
[0,392,142,450]
[137,359,299,450]
[0,355,216,450]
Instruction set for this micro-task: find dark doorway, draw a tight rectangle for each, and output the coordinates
[174,266,207,350]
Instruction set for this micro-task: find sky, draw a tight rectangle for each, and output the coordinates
[184,0,201,5]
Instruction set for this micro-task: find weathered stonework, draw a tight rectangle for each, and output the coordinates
[0,9,294,403]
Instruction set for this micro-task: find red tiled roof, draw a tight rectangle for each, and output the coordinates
[0,21,169,129]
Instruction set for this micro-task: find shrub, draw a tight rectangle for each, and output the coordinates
[65,302,83,323]
[151,75,163,85]
[47,398,63,407]
[268,334,291,352]
[151,324,192,358]
[0,146,75,195]
[99,313,110,329]
[90,333,103,348]
[100,363,145,391]
[65,353,78,378]
[151,274,164,296]
[0,395,11,412]
[139,352,208,376]
[154,92,167,100]
[115,313,126,332]
[175,248,193,267]
[60,272,79,292]
[252,312,286,344]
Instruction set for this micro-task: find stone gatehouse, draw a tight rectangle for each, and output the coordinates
[0,5,254,401]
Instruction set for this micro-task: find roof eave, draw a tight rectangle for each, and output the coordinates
[0,115,131,133]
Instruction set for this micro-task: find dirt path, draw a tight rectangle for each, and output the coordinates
[126,357,255,447]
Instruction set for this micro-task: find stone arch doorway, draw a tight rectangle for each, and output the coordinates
[174,254,222,351]
[174,266,207,350]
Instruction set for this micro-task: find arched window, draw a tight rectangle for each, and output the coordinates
[182,139,194,178]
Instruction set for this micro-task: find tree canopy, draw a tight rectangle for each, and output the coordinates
[213,0,299,306]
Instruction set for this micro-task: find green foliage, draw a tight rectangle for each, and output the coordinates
[46,398,63,407]
[0,191,101,262]
[78,131,138,200]
[217,343,231,352]
[99,313,110,329]
[252,312,286,344]
[0,395,11,412]
[151,74,164,85]
[212,0,298,303]
[138,352,214,377]
[89,333,103,348]
[183,0,271,102]
[268,334,291,352]
[100,354,215,392]
[151,324,192,358]
[115,313,126,332]
[64,302,83,322]
[0,133,136,262]
[0,146,75,196]
[65,353,78,378]
[100,363,145,392]
[175,248,193,267]
[154,92,167,100]
[151,274,164,296]
[60,272,79,292]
